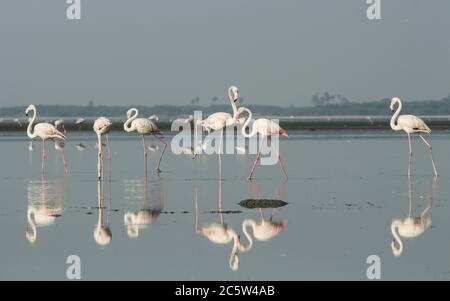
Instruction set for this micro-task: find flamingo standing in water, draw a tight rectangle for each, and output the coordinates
[25,105,66,174]
[123,108,167,173]
[389,97,438,177]
[93,117,112,179]
[194,86,240,178]
[54,120,68,173]
[237,107,288,180]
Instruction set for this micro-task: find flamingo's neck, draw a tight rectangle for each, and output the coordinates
[228,88,238,118]
[240,219,256,252]
[390,99,402,131]
[241,108,257,138]
[390,222,403,256]
[26,208,37,243]
[124,108,138,132]
[229,231,240,271]
[27,107,37,139]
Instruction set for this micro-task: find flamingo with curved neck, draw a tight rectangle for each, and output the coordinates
[389,97,438,177]
[26,104,66,174]
[124,108,167,173]
[237,107,288,180]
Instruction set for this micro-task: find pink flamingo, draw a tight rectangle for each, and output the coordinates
[123,108,167,173]
[194,86,240,178]
[54,120,68,173]
[26,105,66,174]
[93,117,113,179]
[390,97,438,177]
[237,107,288,180]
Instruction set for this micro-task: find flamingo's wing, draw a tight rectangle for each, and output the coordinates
[398,115,431,133]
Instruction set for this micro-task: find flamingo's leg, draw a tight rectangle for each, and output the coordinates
[58,147,68,174]
[218,129,223,180]
[271,140,288,181]
[41,139,46,174]
[248,136,265,180]
[154,134,167,173]
[407,133,412,178]
[97,135,103,180]
[419,134,438,177]
[106,134,111,161]
[141,135,148,174]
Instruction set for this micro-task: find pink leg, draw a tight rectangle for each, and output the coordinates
[248,136,266,180]
[271,142,288,180]
[419,134,438,177]
[141,135,148,174]
[154,134,168,173]
[407,133,412,178]
[97,134,103,180]
[218,129,223,179]
[106,134,111,161]
[58,148,68,174]
[41,139,46,174]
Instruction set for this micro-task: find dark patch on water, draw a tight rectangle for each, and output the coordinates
[239,199,288,209]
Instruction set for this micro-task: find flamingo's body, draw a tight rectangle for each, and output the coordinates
[389,97,438,177]
[241,218,287,252]
[93,117,112,179]
[237,107,288,180]
[124,210,161,238]
[26,105,66,174]
[194,86,240,178]
[124,108,167,173]
[54,120,68,173]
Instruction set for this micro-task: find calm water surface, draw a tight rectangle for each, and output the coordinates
[1,130,450,280]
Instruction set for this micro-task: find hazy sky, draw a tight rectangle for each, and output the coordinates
[1,0,449,107]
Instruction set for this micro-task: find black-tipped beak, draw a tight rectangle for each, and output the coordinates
[233,98,238,103]
[25,113,28,117]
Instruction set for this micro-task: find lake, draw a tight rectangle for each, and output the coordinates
[0,130,449,280]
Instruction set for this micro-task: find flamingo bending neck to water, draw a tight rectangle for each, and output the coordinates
[237,107,288,180]
[124,108,167,173]
[93,117,112,180]
[390,97,438,177]
[54,120,68,173]
[26,105,66,174]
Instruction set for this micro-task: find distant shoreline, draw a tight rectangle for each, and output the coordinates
[3,115,450,131]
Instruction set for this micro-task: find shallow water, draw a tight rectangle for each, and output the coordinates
[1,130,450,280]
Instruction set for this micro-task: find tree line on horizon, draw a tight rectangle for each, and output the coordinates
[1,93,450,117]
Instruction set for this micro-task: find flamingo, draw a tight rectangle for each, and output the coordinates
[237,107,288,180]
[194,86,240,178]
[25,105,66,174]
[54,120,68,173]
[123,108,167,173]
[93,117,112,179]
[26,177,64,244]
[390,97,438,177]
[391,175,435,256]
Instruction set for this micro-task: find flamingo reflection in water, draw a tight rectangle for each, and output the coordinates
[194,177,242,271]
[123,173,163,238]
[391,175,436,257]
[94,178,112,247]
[240,180,288,252]
[26,175,65,244]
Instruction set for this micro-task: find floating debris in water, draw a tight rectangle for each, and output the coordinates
[239,199,288,209]
[205,210,242,214]
[75,143,86,151]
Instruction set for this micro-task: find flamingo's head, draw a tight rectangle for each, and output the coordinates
[94,226,112,246]
[390,97,401,112]
[126,108,135,119]
[25,104,35,116]
[229,85,239,103]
